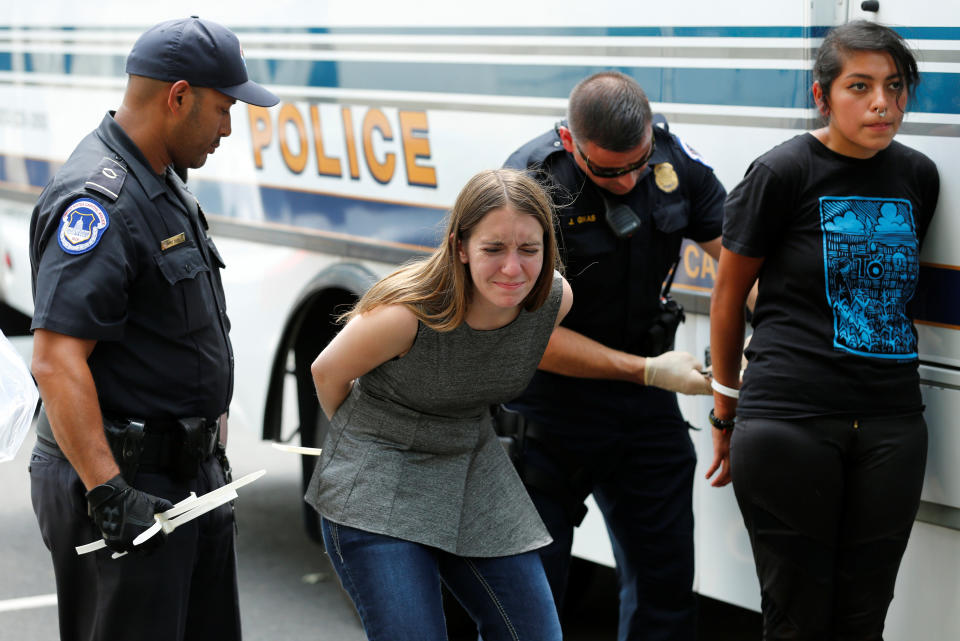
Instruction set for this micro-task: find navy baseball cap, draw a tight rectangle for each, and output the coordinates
[126,16,278,107]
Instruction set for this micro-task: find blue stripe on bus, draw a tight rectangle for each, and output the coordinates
[0,25,820,37]
[0,156,55,189]
[245,26,822,38]
[231,25,960,39]
[192,181,960,329]
[262,62,816,109]
[4,24,960,39]
[191,179,448,248]
[3,50,959,113]
[4,154,959,326]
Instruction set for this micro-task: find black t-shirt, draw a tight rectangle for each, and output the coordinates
[724,133,939,418]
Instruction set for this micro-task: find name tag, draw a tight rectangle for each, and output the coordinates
[160,232,186,251]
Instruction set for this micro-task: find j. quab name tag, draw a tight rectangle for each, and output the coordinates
[160,232,186,251]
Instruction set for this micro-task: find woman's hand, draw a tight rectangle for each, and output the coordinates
[705,424,733,487]
[311,304,418,419]
[706,247,763,489]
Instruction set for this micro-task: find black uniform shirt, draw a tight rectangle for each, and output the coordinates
[505,124,725,426]
[30,112,233,422]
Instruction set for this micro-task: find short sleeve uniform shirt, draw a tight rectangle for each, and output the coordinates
[30,113,233,421]
[505,124,725,426]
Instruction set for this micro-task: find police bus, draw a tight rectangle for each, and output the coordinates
[0,1,956,637]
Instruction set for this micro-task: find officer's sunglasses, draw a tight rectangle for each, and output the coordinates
[574,135,656,178]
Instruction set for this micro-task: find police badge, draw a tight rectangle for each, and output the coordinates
[654,162,679,193]
[57,198,110,254]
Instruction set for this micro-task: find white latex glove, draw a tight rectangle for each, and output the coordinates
[644,350,711,395]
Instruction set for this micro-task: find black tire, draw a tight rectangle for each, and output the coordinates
[294,326,328,544]
[300,410,328,543]
[290,289,355,543]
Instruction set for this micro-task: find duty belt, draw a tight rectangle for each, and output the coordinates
[34,406,219,480]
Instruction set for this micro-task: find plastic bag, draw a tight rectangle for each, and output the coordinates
[0,329,38,462]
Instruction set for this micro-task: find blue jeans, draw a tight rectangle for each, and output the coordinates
[321,518,562,641]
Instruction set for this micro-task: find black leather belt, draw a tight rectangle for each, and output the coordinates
[34,407,217,470]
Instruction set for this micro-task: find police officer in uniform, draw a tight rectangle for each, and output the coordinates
[504,71,723,641]
[28,17,278,641]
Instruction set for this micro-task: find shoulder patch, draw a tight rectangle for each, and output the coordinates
[85,156,127,201]
[57,198,110,255]
[676,136,713,169]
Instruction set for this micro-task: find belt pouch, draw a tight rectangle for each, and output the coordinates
[491,404,527,470]
[639,296,686,356]
[103,418,146,483]
[171,418,217,481]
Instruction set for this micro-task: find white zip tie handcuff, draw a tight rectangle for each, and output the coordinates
[271,442,322,456]
[76,469,266,559]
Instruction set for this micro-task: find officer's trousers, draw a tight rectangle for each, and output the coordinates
[730,414,927,641]
[29,444,241,641]
[522,411,697,641]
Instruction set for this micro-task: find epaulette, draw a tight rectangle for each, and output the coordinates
[84,156,128,202]
[505,129,566,169]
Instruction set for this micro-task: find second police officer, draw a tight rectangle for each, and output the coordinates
[504,71,724,641]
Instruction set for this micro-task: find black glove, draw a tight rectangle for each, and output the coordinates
[86,474,174,554]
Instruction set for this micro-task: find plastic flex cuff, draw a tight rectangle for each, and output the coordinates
[271,442,323,456]
[711,378,740,399]
[75,469,266,558]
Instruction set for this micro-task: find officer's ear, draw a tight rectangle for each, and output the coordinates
[557,125,575,153]
[168,80,192,116]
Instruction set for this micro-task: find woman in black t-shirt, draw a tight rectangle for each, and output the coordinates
[706,21,939,640]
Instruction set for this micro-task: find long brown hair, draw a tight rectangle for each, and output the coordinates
[342,168,559,331]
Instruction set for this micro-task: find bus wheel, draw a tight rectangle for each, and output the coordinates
[300,411,328,543]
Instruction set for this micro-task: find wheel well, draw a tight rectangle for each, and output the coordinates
[286,288,357,544]
[262,286,358,442]
[291,288,357,371]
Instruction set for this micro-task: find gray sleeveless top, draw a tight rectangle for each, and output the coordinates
[305,274,562,557]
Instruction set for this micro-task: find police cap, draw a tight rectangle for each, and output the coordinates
[125,16,279,107]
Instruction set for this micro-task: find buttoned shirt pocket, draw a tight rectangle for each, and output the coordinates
[153,242,215,335]
[558,211,617,283]
[650,199,690,235]
[205,236,227,269]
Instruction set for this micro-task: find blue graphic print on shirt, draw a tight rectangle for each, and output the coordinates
[820,196,918,359]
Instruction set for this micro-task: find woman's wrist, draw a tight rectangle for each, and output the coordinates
[708,408,735,433]
[712,393,738,420]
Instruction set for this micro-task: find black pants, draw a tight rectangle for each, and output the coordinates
[522,414,697,641]
[730,414,927,641]
[29,444,241,641]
